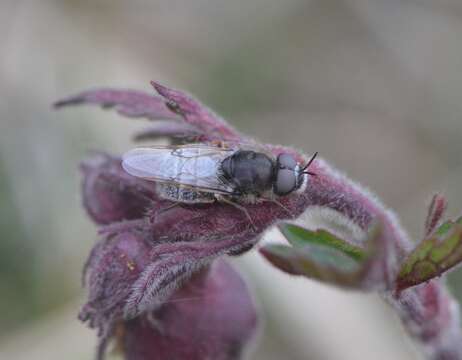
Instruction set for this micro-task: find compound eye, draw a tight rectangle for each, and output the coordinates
[277,153,297,170]
[275,169,296,196]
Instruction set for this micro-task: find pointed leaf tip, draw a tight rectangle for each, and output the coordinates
[425,194,448,236]
[397,219,462,292]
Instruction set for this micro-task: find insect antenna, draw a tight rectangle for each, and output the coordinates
[301,152,318,176]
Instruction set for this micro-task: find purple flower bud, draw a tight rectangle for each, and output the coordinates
[121,260,258,360]
[80,153,158,224]
[80,229,257,360]
[79,231,151,341]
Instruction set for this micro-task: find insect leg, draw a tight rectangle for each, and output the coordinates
[157,201,181,214]
[260,197,294,218]
[216,195,257,231]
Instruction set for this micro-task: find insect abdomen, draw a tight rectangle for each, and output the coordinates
[157,183,215,203]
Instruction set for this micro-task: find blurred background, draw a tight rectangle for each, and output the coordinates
[1,0,462,359]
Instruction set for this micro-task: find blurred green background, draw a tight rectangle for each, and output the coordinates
[1,1,462,359]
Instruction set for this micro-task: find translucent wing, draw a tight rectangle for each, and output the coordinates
[122,144,237,194]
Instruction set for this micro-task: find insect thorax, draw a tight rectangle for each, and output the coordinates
[220,150,275,196]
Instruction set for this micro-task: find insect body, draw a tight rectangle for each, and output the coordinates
[122,144,316,207]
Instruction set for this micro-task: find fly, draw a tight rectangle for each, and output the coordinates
[122,144,317,227]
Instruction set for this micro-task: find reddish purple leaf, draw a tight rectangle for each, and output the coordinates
[151,81,243,142]
[425,194,448,237]
[54,88,179,120]
[133,120,202,142]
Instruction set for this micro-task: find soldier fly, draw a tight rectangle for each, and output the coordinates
[122,144,317,226]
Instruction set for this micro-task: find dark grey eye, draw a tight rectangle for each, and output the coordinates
[277,153,297,170]
[275,169,296,196]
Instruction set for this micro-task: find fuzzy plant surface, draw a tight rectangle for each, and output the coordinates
[55,81,462,360]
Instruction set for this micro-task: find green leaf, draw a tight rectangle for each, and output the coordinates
[278,223,367,262]
[396,219,462,292]
[260,243,363,287]
[260,223,379,289]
